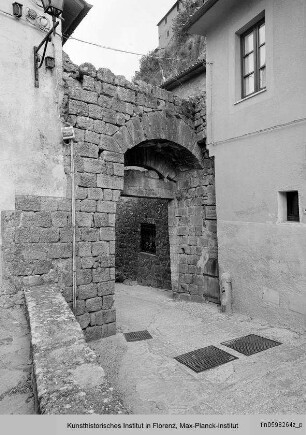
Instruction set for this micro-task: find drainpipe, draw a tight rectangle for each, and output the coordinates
[70,139,77,315]
[62,126,76,315]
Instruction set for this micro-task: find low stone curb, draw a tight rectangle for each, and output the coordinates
[24,284,126,414]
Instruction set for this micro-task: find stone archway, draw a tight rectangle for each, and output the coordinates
[111,110,204,167]
[107,111,206,295]
[0,58,218,343]
[60,58,218,340]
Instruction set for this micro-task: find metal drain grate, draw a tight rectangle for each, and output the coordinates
[221,334,281,356]
[124,330,153,342]
[174,346,238,373]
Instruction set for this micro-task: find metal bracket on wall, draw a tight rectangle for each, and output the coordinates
[34,20,59,88]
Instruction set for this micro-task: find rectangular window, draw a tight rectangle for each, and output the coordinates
[286,191,300,222]
[140,223,156,254]
[278,191,300,223]
[241,19,266,98]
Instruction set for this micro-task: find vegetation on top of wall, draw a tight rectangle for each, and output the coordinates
[133,0,206,87]
[172,0,203,42]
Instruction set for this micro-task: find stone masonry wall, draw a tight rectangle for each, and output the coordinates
[116,197,171,290]
[1,194,116,341]
[169,154,219,302]
[0,53,210,341]
[60,54,208,339]
[1,196,72,309]
[194,93,206,139]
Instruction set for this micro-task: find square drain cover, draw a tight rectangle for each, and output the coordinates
[221,334,281,356]
[124,330,153,342]
[174,346,238,373]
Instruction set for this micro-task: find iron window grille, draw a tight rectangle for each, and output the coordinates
[241,19,266,98]
[286,191,300,222]
[140,223,156,254]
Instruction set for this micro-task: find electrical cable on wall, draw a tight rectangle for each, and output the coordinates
[0,8,212,66]
[2,5,305,137]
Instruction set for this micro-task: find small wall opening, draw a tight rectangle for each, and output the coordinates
[140,223,156,254]
[278,191,300,223]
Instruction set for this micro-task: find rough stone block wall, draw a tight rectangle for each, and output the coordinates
[59,54,208,338]
[0,53,211,341]
[169,154,219,303]
[1,194,117,341]
[194,93,206,139]
[1,195,72,309]
[115,197,171,289]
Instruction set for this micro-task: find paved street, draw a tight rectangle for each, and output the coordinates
[91,283,306,415]
[0,306,35,415]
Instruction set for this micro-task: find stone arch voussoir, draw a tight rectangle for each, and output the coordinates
[112,111,203,168]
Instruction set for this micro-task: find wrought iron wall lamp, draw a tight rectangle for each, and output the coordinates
[34,0,64,87]
[12,2,23,18]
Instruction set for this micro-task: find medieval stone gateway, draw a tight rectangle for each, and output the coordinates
[1,55,218,341]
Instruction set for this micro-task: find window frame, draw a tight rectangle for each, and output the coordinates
[240,18,266,98]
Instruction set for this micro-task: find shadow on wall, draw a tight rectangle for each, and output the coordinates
[115,196,171,290]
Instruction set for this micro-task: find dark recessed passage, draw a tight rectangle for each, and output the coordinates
[221,334,282,356]
[174,346,238,373]
[124,330,153,342]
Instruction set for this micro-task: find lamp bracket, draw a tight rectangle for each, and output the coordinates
[34,19,59,88]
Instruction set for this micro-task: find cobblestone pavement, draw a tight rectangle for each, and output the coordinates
[90,283,306,415]
[0,306,35,414]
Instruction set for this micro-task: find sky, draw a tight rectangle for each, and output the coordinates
[64,0,176,80]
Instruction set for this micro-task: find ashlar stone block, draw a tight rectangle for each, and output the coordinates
[97,281,115,296]
[88,104,103,120]
[88,188,103,200]
[92,267,110,283]
[78,283,97,300]
[101,151,124,163]
[78,242,92,257]
[92,241,109,256]
[97,175,124,190]
[77,313,90,329]
[86,297,102,312]
[96,201,116,214]
[77,172,97,188]
[76,142,99,159]
[99,227,115,241]
[93,213,108,228]
[76,212,93,227]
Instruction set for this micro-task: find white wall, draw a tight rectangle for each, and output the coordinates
[0,1,67,219]
[204,0,306,331]
[0,0,67,282]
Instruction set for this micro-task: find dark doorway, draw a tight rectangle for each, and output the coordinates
[115,197,171,290]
